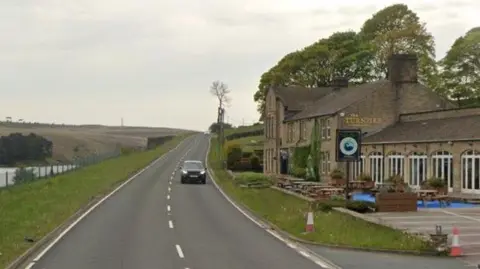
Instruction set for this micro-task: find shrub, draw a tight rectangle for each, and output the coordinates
[346,201,376,213]
[358,173,372,181]
[225,143,242,169]
[330,168,344,179]
[13,167,36,185]
[250,154,262,172]
[426,177,445,188]
[290,166,306,178]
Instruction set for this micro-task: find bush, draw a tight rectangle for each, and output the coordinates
[426,177,445,188]
[13,167,36,184]
[250,154,262,172]
[358,173,372,181]
[290,166,306,178]
[225,143,242,169]
[346,201,376,213]
[330,168,344,179]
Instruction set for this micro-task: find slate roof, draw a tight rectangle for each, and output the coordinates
[285,80,390,121]
[363,115,480,143]
[273,86,333,111]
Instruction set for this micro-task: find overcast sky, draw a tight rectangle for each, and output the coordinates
[0,0,478,131]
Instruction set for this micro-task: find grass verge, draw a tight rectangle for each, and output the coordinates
[208,137,434,253]
[0,134,192,268]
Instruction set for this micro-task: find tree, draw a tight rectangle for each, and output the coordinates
[253,31,374,117]
[360,4,438,89]
[209,122,232,134]
[439,27,480,106]
[210,80,230,109]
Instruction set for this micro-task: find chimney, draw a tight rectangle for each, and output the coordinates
[331,77,349,90]
[388,54,418,83]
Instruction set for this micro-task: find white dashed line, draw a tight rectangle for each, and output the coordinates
[175,244,185,258]
[167,195,170,200]
[169,181,172,185]
[168,187,171,192]
[167,205,171,212]
[169,220,174,228]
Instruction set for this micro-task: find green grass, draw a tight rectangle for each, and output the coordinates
[227,135,264,152]
[224,124,263,136]
[0,134,192,268]
[208,137,434,252]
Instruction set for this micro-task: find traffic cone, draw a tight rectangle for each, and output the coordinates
[305,211,314,233]
[450,226,462,257]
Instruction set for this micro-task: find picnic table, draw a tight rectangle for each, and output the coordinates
[415,189,451,207]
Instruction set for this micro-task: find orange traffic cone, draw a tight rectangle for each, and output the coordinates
[450,226,462,257]
[305,211,314,233]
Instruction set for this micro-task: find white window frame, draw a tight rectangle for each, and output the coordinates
[462,150,480,194]
[388,153,404,177]
[369,152,384,184]
[351,154,365,180]
[432,151,453,192]
[409,153,427,188]
[326,119,331,139]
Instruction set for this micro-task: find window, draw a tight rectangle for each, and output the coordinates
[432,151,453,190]
[287,123,293,142]
[326,151,331,173]
[409,152,427,188]
[461,150,480,193]
[326,119,331,139]
[299,121,306,140]
[270,117,275,138]
[388,152,404,177]
[352,154,365,179]
[320,119,326,139]
[369,152,383,184]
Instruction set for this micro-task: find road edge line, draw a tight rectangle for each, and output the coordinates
[205,136,341,269]
[6,135,194,269]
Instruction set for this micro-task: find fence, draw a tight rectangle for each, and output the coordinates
[0,149,122,189]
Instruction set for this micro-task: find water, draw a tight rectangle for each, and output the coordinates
[0,165,76,188]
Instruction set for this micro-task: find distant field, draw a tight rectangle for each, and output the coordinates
[0,122,190,162]
[224,124,263,136]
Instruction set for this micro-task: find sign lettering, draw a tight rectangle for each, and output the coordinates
[343,113,382,126]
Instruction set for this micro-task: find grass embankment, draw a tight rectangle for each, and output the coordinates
[0,134,192,268]
[224,124,263,136]
[208,137,433,253]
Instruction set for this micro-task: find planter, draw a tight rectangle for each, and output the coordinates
[330,178,345,186]
[376,192,417,212]
[362,181,375,189]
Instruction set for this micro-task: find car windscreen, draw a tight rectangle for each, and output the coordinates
[183,162,204,170]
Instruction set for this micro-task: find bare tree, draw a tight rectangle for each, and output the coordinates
[210,80,230,108]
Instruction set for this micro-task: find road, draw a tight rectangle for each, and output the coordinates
[29,134,328,269]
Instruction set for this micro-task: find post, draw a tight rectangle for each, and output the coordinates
[345,162,350,200]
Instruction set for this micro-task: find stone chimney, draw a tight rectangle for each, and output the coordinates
[387,54,418,83]
[331,77,349,90]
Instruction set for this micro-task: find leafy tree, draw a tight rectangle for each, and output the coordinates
[360,4,438,89]
[0,133,53,165]
[209,122,233,134]
[254,31,374,117]
[439,27,480,106]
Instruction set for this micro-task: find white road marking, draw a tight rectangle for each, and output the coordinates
[167,195,170,200]
[169,220,174,228]
[24,262,35,269]
[175,244,185,258]
[168,187,171,192]
[169,181,172,185]
[23,138,191,268]
[167,205,171,212]
[205,137,339,269]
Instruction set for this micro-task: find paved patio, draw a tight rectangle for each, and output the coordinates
[369,207,480,267]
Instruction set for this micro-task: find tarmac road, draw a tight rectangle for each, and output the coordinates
[29,134,329,269]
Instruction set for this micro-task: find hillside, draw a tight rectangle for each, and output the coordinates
[0,122,190,163]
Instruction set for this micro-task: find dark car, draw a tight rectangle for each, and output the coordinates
[180,160,207,184]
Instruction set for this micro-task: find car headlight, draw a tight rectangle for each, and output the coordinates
[200,170,206,174]
[182,170,187,174]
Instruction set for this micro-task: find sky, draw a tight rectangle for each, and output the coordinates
[0,0,479,131]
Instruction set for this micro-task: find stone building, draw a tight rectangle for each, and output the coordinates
[263,54,480,195]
